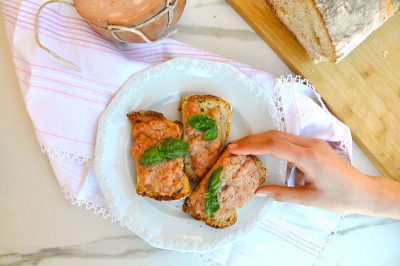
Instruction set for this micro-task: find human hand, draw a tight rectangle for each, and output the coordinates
[228,131,400,219]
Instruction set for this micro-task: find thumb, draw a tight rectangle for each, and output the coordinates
[256,185,317,205]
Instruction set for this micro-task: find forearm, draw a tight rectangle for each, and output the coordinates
[354,175,400,220]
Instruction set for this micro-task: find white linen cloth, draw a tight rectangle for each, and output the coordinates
[1,1,352,265]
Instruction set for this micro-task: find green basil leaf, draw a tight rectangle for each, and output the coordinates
[204,126,218,141]
[204,166,223,217]
[139,138,188,166]
[205,195,220,218]
[160,138,188,160]
[139,146,163,165]
[206,166,223,193]
[188,114,216,130]
[204,192,214,199]
[187,114,218,141]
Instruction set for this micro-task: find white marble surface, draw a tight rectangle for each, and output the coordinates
[0,0,399,265]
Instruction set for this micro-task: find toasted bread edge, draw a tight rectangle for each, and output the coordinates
[128,110,192,201]
[182,199,238,229]
[180,95,233,181]
[183,149,267,228]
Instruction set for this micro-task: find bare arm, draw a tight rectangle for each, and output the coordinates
[228,131,400,220]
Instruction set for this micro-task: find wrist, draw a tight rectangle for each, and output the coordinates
[353,175,400,220]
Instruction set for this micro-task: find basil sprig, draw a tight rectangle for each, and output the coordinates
[187,114,218,141]
[204,166,223,218]
[139,138,188,165]
[160,138,189,160]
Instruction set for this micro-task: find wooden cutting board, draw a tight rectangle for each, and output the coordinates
[227,0,400,180]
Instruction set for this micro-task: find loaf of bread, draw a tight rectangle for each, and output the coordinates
[266,0,400,62]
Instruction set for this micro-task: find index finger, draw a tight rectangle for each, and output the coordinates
[228,138,307,170]
[232,131,318,147]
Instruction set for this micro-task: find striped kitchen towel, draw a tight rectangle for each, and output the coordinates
[0,1,351,265]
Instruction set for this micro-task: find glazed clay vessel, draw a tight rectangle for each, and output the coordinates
[74,0,186,43]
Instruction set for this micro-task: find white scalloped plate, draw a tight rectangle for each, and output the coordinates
[94,58,286,251]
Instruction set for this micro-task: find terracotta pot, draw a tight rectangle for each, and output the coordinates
[74,0,186,43]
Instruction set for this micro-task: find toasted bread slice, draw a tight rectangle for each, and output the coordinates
[180,95,233,181]
[183,149,267,228]
[127,111,191,201]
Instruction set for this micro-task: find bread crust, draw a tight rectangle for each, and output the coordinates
[180,95,233,181]
[313,0,398,62]
[183,149,267,228]
[252,154,267,186]
[266,0,331,62]
[127,110,191,201]
[309,0,337,62]
[266,0,400,63]
[182,200,238,229]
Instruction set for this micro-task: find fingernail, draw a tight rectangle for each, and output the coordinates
[255,190,268,197]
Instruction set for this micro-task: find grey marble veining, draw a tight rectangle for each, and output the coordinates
[176,25,259,40]
[0,235,197,266]
[1,235,139,264]
[335,216,399,236]
[172,0,292,76]
[193,0,227,9]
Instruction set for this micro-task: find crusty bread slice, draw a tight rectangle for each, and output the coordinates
[183,149,267,229]
[127,111,191,201]
[266,0,333,63]
[267,0,400,63]
[180,95,233,181]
